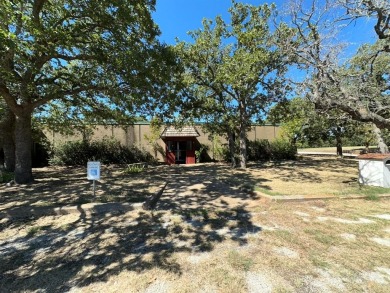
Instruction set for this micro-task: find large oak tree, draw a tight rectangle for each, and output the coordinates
[285,0,389,147]
[0,0,173,183]
[176,2,293,168]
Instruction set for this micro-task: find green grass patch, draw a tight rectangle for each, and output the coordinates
[309,254,330,268]
[340,185,390,198]
[365,194,380,201]
[227,250,254,271]
[273,229,293,241]
[305,229,338,246]
[255,186,282,196]
[124,164,145,174]
[27,226,46,237]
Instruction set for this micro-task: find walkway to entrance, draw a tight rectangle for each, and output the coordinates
[155,163,262,211]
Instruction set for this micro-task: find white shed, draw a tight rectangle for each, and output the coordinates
[357,154,390,188]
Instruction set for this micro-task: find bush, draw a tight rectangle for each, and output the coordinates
[223,139,297,163]
[247,139,272,161]
[251,139,297,161]
[269,139,297,161]
[50,137,155,166]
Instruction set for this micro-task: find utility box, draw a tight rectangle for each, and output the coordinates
[357,154,390,188]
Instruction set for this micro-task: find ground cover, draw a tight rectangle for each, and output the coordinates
[0,164,166,216]
[247,157,390,197]
[1,195,389,292]
[297,146,377,154]
[1,157,390,292]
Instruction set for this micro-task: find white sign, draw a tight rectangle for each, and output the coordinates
[87,161,101,180]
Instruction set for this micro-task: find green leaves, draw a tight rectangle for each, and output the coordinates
[175,2,292,167]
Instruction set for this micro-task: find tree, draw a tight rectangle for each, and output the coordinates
[285,0,390,153]
[0,100,15,171]
[144,117,164,159]
[176,2,293,168]
[0,0,173,183]
[268,97,381,154]
[340,0,389,51]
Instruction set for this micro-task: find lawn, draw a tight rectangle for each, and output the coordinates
[1,157,390,292]
[246,157,390,197]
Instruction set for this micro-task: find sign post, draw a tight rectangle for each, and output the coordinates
[87,161,101,196]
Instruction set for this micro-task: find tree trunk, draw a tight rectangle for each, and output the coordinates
[0,108,15,172]
[333,126,343,157]
[335,128,343,157]
[2,131,15,172]
[227,129,236,168]
[239,122,247,168]
[14,113,34,184]
[373,124,389,153]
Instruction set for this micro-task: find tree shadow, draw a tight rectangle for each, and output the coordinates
[248,157,357,185]
[0,163,263,292]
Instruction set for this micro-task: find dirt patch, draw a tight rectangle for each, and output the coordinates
[370,237,390,247]
[246,272,273,293]
[340,233,357,241]
[273,246,299,258]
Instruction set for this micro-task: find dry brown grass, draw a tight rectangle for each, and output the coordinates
[1,198,389,292]
[198,157,389,198]
[1,158,390,292]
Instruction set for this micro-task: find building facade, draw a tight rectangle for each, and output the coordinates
[45,123,280,164]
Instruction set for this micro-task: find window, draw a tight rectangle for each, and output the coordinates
[167,141,176,152]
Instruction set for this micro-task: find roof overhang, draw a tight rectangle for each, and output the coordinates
[160,126,200,138]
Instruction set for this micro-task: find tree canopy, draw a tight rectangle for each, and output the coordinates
[176,2,294,168]
[284,0,389,148]
[0,0,178,183]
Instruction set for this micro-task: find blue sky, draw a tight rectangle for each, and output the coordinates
[153,0,378,56]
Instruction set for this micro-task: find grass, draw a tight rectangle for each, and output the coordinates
[227,250,254,271]
[304,229,338,246]
[297,146,377,153]
[26,225,46,237]
[255,186,283,196]
[1,157,390,292]
[365,194,380,201]
[124,164,145,174]
[1,195,390,292]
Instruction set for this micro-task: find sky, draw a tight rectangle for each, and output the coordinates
[153,0,378,56]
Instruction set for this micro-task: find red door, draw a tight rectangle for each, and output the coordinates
[186,150,196,164]
[166,141,175,164]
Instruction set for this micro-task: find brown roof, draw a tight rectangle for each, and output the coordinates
[357,153,390,161]
[160,126,200,138]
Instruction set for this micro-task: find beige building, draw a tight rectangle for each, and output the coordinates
[45,123,280,164]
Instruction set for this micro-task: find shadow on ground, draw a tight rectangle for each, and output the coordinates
[0,165,166,222]
[249,157,357,184]
[0,163,263,292]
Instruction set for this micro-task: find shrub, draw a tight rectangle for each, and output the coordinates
[50,137,155,166]
[247,139,272,161]
[270,139,297,161]
[222,139,297,163]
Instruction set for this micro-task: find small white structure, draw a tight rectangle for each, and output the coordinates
[357,154,390,188]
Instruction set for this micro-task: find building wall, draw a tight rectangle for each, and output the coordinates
[45,123,280,162]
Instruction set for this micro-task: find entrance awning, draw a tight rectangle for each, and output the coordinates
[160,126,200,138]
